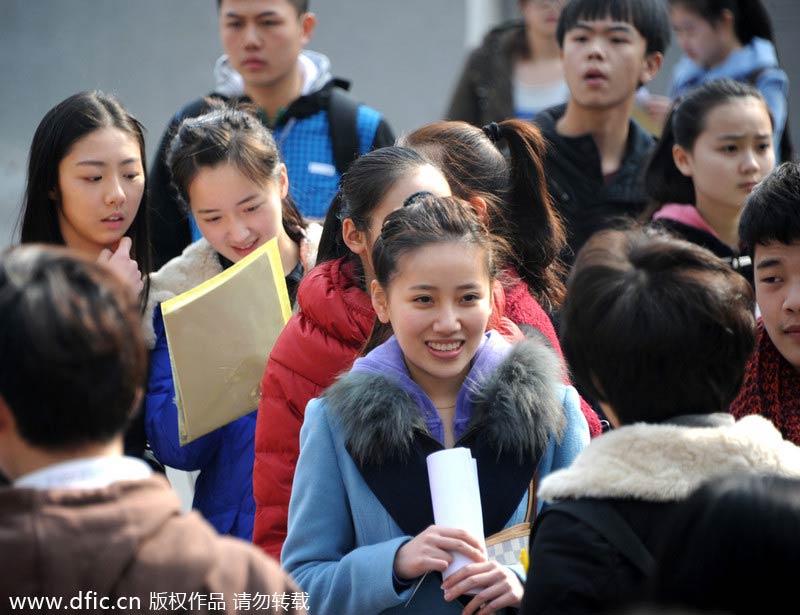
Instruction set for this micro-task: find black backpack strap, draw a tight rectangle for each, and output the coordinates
[326,80,362,175]
[537,500,655,576]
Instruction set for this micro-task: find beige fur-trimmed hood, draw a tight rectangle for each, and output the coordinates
[538,414,800,503]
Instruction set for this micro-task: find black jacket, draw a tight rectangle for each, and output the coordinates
[446,21,525,126]
[651,217,753,284]
[534,104,654,266]
[525,499,675,614]
[521,413,800,614]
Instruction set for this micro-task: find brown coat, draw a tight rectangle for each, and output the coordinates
[0,475,306,614]
[446,21,524,126]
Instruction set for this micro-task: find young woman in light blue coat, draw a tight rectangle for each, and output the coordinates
[282,195,589,615]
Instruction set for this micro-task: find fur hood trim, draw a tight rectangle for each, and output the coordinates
[325,338,567,466]
[142,239,222,349]
[538,415,800,502]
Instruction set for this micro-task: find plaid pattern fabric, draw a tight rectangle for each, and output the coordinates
[275,106,381,220]
[486,525,530,567]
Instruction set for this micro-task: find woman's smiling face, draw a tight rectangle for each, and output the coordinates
[372,241,492,399]
[188,162,289,263]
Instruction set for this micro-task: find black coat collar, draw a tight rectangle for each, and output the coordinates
[324,339,566,537]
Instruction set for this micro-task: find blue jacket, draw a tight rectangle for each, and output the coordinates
[670,37,789,160]
[282,333,589,615]
[147,310,257,540]
[142,239,257,539]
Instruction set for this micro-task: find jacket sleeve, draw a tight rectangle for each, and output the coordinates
[144,308,222,470]
[754,68,789,160]
[179,514,309,615]
[554,386,590,468]
[219,543,308,615]
[253,300,367,559]
[281,400,414,615]
[520,511,617,615]
[252,351,320,559]
[446,48,482,125]
[534,386,589,515]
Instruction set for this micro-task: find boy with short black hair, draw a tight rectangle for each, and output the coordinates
[0,245,305,612]
[731,162,800,444]
[534,0,670,266]
[149,0,394,268]
[521,228,800,614]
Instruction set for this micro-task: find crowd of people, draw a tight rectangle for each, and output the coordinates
[2,0,800,614]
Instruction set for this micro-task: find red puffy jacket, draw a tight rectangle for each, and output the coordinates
[253,257,372,559]
[252,257,596,558]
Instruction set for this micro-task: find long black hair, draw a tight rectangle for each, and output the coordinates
[19,91,152,305]
[402,119,566,311]
[316,146,436,270]
[167,101,306,246]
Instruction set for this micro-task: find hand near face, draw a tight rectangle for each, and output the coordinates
[393,525,485,581]
[98,236,143,296]
[441,559,524,615]
[643,94,672,126]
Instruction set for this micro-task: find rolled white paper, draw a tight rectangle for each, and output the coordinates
[426,448,486,583]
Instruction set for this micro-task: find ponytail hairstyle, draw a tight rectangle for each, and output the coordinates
[19,90,152,308]
[167,100,306,246]
[668,0,775,45]
[401,119,566,311]
[644,79,770,207]
[316,146,436,270]
[362,194,509,354]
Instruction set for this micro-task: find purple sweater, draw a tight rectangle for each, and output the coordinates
[349,331,511,444]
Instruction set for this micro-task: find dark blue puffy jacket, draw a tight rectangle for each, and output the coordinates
[146,307,256,540]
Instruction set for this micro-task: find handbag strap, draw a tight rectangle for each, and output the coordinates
[524,470,539,523]
[536,499,655,576]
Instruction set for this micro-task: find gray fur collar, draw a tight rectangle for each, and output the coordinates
[538,415,800,502]
[142,239,222,349]
[325,338,567,466]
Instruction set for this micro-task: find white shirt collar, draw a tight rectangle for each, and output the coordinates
[14,456,152,490]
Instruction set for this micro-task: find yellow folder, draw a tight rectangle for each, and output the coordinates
[160,238,292,445]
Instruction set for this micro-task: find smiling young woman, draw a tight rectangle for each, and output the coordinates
[281,195,590,615]
[142,102,321,541]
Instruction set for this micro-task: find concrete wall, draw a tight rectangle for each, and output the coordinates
[2,0,799,247]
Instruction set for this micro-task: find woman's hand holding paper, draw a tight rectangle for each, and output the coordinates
[441,559,524,614]
[393,525,485,581]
